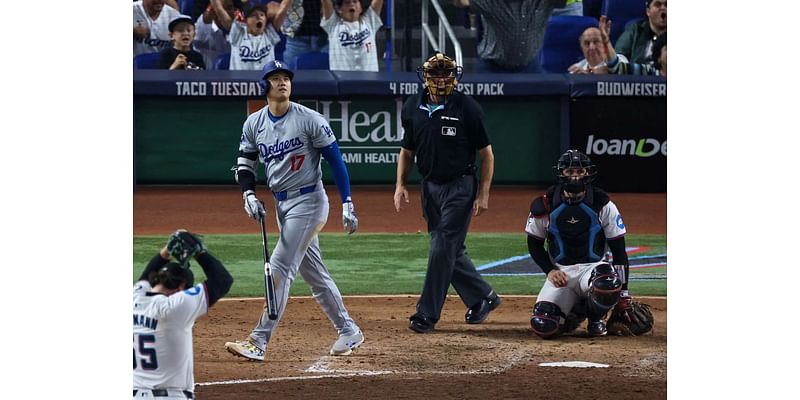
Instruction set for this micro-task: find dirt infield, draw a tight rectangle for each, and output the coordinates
[134,186,667,399]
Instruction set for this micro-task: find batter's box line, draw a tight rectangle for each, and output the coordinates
[304,349,529,376]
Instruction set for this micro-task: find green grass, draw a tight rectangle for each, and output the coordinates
[134,233,666,297]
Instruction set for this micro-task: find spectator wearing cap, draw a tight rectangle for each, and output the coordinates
[159,15,207,70]
[134,0,182,56]
[614,0,666,64]
[210,0,292,70]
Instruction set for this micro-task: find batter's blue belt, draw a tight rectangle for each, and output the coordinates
[133,389,193,398]
[272,184,317,201]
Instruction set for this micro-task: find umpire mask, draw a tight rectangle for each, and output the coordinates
[418,52,462,97]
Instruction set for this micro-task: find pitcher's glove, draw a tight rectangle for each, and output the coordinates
[607,297,654,336]
[167,229,207,268]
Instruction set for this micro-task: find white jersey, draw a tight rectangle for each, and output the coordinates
[133,281,209,392]
[239,102,336,193]
[133,1,180,56]
[228,21,282,70]
[320,7,383,72]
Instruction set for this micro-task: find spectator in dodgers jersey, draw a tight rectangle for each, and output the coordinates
[451,0,565,73]
[320,0,384,72]
[159,15,207,70]
[210,0,292,70]
[134,0,181,56]
[133,230,233,399]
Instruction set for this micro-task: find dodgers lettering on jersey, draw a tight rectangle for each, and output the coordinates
[338,28,371,47]
[228,22,281,70]
[320,8,383,72]
[133,281,208,391]
[261,137,305,162]
[239,102,337,192]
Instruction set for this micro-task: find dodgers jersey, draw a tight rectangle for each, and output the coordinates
[228,21,282,70]
[133,1,180,56]
[239,102,337,193]
[321,8,383,72]
[133,281,208,391]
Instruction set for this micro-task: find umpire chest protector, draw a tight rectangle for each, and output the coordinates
[536,185,610,265]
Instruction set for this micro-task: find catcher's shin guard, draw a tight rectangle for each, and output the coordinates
[530,301,564,339]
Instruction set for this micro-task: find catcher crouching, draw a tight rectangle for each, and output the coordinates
[524,150,654,338]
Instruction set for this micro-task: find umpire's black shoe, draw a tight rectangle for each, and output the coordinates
[408,314,436,333]
[465,291,503,324]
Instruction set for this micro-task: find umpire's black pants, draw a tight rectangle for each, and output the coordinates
[415,174,494,322]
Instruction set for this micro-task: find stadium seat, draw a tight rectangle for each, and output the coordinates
[179,0,194,16]
[214,53,231,70]
[294,51,329,70]
[601,0,646,45]
[133,52,161,69]
[582,0,604,19]
[537,16,599,74]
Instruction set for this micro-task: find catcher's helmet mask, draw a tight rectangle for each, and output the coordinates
[554,150,597,203]
[417,52,463,97]
[259,60,294,94]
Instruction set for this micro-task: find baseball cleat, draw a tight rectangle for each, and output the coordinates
[225,339,265,361]
[408,315,436,333]
[330,329,365,356]
[587,320,608,337]
[465,291,502,324]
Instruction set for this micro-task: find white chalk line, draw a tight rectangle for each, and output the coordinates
[200,346,529,386]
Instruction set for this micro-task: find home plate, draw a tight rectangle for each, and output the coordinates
[539,361,609,368]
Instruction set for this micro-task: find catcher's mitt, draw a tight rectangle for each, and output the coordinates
[607,300,654,336]
[167,229,207,268]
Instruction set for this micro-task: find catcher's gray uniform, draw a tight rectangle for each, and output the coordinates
[237,101,360,352]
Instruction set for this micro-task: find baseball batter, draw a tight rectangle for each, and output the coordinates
[525,150,630,338]
[225,60,364,361]
[134,230,233,399]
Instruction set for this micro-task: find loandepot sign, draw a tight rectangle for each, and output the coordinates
[303,99,405,165]
[585,134,667,157]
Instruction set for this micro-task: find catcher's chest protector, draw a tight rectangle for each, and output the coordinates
[547,191,607,265]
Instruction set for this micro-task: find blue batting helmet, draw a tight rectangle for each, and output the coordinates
[260,60,294,81]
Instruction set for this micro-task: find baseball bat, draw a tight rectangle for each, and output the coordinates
[259,215,279,320]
